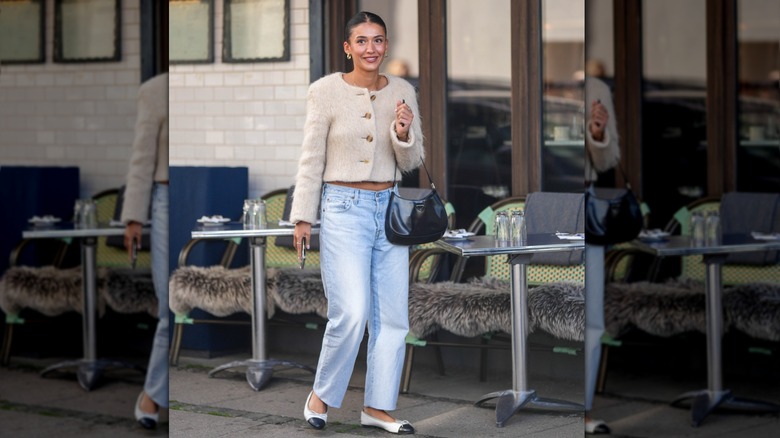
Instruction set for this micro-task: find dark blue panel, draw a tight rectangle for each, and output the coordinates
[169,166,251,352]
[0,166,80,275]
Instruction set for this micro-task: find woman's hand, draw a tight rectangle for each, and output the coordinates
[395,100,413,142]
[294,221,312,262]
[589,99,608,142]
[124,221,143,261]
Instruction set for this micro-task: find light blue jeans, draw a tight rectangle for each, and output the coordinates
[313,183,410,410]
[146,183,169,408]
[584,243,605,411]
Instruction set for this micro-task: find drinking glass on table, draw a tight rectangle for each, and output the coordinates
[242,199,255,229]
[495,211,510,243]
[510,210,527,245]
[82,200,98,228]
[73,199,85,228]
[705,211,721,245]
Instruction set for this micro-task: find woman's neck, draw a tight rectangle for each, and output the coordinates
[345,71,383,91]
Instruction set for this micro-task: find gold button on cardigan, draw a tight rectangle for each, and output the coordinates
[289,73,425,225]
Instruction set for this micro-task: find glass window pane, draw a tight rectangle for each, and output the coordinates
[737,0,780,191]
[641,0,707,227]
[543,0,585,192]
[585,0,614,186]
[446,0,511,227]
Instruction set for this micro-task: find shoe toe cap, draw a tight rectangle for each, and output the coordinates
[398,423,415,434]
[137,417,157,430]
[307,417,326,430]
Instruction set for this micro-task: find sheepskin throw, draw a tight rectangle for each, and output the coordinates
[0,266,160,318]
[409,277,584,341]
[604,279,780,341]
[0,266,107,317]
[266,268,327,319]
[168,266,584,342]
[104,269,158,317]
[723,282,780,341]
[168,266,328,319]
[169,265,253,317]
[604,279,708,338]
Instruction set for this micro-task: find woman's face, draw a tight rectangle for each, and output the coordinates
[344,22,387,74]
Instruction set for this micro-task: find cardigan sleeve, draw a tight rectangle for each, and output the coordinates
[290,82,330,224]
[121,75,165,224]
[585,77,620,180]
[389,82,425,172]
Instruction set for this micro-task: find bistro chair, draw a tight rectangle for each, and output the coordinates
[597,193,780,393]
[0,188,155,366]
[402,193,585,393]
[168,187,323,366]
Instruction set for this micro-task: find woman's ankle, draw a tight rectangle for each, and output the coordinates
[140,392,159,414]
[364,406,395,422]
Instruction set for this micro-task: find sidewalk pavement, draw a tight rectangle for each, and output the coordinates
[2,341,779,437]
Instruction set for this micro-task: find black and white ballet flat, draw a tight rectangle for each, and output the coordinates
[361,410,415,435]
[134,391,158,430]
[303,391,328,430]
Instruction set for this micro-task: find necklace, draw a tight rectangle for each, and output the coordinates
[345,73,382,91]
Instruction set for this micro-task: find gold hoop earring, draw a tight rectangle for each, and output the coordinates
[346,53,352,60]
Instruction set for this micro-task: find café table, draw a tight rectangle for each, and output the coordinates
[631,234,780,427]
[191,222,318,391]
[434,234,585,427]
[22,222,147,391]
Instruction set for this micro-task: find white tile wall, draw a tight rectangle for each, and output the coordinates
[168,0,310,199]
[0,0,143,199]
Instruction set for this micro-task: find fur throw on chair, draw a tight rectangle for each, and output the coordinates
[168,266,328,319]
[604,279,780,341]
[604,279,708,338]
[723,282,780,342]
[408,277,584,342]
[104,268,158,317]
[266,268,327,319]
[169,265,253,317]
[0,266,107,317]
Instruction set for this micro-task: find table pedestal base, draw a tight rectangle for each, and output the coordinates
[671,389,780,427]
[476,389,583,427]
[208,359,315,391]
[41,359,145,391]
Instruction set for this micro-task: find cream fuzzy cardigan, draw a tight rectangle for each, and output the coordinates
[121,73,168,224]
[585,77,620,182]
[290,73,425,224]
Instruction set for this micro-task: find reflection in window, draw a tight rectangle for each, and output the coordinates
[641,0,707,228]
[446,0,511,228]
[737,0,780,192]
[542,0,585,192]
[585,0,614,186]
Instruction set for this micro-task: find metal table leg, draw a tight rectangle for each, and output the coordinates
[209,236,314,390]
[476,255,582,427]
[670,255,779,426]
[40,237,144,390]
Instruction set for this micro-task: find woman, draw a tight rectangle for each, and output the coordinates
[584,76,619,435]
[122,72,169,430]
[289,11,423,435]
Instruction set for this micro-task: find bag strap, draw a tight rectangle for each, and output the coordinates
[393,155,436,190]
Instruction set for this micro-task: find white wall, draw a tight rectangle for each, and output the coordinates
[0,0,143,198]
[168,0,310,200]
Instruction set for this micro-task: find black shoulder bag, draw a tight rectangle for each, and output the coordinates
[584,148,643,245]
[385,159,448,246]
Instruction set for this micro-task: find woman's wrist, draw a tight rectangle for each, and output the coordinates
[394,123,409,142]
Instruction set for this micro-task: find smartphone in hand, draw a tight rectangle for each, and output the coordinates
[131,237,138,269]
[299,236,307,269]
